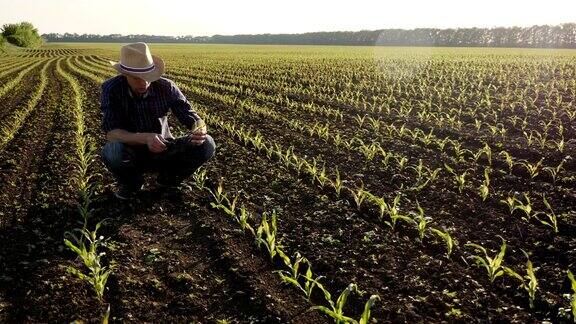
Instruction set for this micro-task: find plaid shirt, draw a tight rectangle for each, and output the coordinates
[100,75,201,139]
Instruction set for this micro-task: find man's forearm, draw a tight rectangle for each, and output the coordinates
[106,129,151,145]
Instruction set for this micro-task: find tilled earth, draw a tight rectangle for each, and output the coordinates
[0,46,575,323]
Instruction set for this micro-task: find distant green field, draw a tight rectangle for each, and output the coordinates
[0,43,575,322]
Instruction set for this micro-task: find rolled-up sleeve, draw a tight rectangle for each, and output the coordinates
[169,82,201,130]
[100,83,124,133]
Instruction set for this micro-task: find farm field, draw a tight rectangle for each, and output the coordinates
[0,43,575,322]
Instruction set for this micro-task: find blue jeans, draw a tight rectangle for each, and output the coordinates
[101,135,216,190]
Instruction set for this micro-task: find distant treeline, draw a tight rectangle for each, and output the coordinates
[43,23,576,48]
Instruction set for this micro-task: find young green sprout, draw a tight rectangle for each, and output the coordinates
[359,295,381,324]
[64,220,113,300]
[302,265,325,301]
[381,151,394,169]
[499,150,515,173]
[408,159,426,182]
[430,227,454,258]
[350,183,367,211]
[455,171,467,193]
[365,192,388,220]
[543,157,567,184]
[210,178,227,204]
[237,204,255,235]
[535,195,559,233]
[513,193,533,220]
[397,156,409,172]
[474,143,492,165]
[503,250,538,309]
[412,201,430,242]
[519,158,544,179]
[277,252,309,295]
[384,194,413,231]
[255,210,279,261]
[331,167,343,197]
[312,283,359,324]
[466,237,506,283]
[500,196,517,214]
[479,167,491,201]
[192,168,208,189]
[211,193,239,218]
[191,118,207,133]
[316,165,330,188]
[428,167,442,183]
[359,143,379,161]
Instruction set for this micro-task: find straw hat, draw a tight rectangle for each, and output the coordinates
[110,42,165,82]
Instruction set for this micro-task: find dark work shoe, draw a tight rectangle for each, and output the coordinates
[114,184,143,200]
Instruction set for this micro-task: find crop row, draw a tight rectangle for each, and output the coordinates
[56,58,113,321]
[63,53,576,321]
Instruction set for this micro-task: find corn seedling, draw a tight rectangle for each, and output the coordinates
[384,194,413,231]
[277,252,309,294]
[354,114,367,127]
[264,145,275,159]
[64,220,113,300]
[543,158,566,184]
[192,168,208,189]
[479,167,491,201]
[455,171,467,193]
[359,295,380,324]
[428,167,442,182]
[499,151,515,173]
[365,192,389,220]
[503,251,538,309]
[513,193,534,220]
[303,158,319,179]
[359,143,379,161]
[367,116,381,131]
[430,227,454,258]
[234,205,254,235]
[333,133,343,146]
[256,211,279,261]
[313,283,359,324]
[211,193,239,218]
[474,143,492,165]
[316,165,330,188]
[519,158,544,179]
[412,202,430,242]
[535,195,559,233]
[552,136,566,153]
[302,265,325,301]
[397,156,409,172]
[408,159,426,182]
[280,146,295,165]
[209,178,227,204]
[331,167,343,197]
[381,151,394,169]
[466,237,506,283]
[350,183,367,211]
[500,196,518,214]
[452,141,471,162]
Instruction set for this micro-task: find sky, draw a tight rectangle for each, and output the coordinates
[0,0,575,36]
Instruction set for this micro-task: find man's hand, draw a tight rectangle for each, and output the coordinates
[145,133,167,153]
[186,120,208,146]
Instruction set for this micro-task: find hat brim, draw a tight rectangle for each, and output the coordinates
[110,54,165,82]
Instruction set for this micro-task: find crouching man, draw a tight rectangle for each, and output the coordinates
[100,42,215,199]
